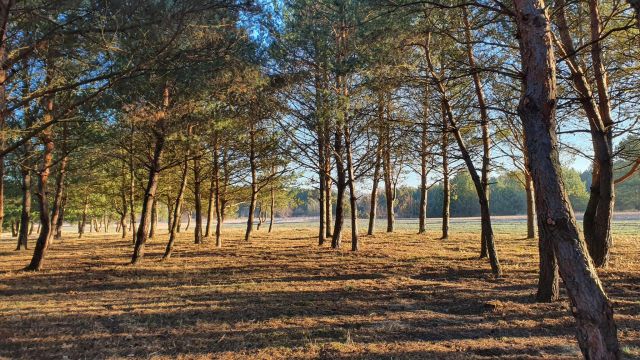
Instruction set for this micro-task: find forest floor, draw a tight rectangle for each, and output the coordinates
[1,224,639,359]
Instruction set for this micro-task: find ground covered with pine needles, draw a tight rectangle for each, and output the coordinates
[1,223,639,359]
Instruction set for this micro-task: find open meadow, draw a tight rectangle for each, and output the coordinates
[1,218,639,359]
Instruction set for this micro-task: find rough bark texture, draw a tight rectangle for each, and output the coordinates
[131,135,164,264]
[514,0,620,356]
[25,89,55,271]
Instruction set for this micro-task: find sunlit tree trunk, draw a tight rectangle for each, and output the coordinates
[25,76,55,271]
[514,0,619,355]
[131,134,164,264]
[49,123,68,244]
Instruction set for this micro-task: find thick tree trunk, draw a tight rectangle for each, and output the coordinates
[515,0,619,356]
[554,0,614,268]
[536,221,559,302]
[0,2,11,240]
[163,156,188,259]
[25,92,54,271]
[16,167,31,250]
[131,134,164,264]
[193,149,203,245]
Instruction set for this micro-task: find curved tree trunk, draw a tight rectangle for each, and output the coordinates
[514,0,619,355]
[131,134,165,264]
[25,89,55,271]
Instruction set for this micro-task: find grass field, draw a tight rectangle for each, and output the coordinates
[1,219,639,359]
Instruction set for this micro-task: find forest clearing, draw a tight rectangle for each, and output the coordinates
[1,219,639,359]
[2,0,640,358]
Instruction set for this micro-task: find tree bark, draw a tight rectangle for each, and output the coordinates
[268,183,275,233]
[440,99,450,240]
[131,134,164,264]
[463,7,492,259]
[25,86,55,271]
[148,197,157,239]
[0,2,12,239]
[344,118,358,251]
[426,32,501,276]
[212,137,222,248]
[54,192,66,240]
[514,0,619,356]
[525,170,536,238]
[368,139,382,236]
[382,113,394,233]
[193,147,203,244]
[16,166,31,250]
[163,155,188,259]
[418,93,429,235]
[245,122,258,242]
[49,120,68,244]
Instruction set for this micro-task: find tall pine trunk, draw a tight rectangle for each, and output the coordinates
[514,0,619,355]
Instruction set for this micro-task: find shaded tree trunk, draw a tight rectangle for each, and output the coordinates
[268,184,275,233]
[163,155,189,259]
[212,137,222,248]
[148,197,157,239]
[193,148,203,244]
[49,129,68,244]
[54,192,66,240]
[131,134,164,264]
[16,167,31,250]
[0,1,12,240]
[245,123,257,242]
[440,100,450,240]
[25,88,55,271]
[368,140,382,236]
[514,0,619,356]
[344,120,358,251]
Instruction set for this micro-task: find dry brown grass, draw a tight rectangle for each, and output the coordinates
[0,226,639,359]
